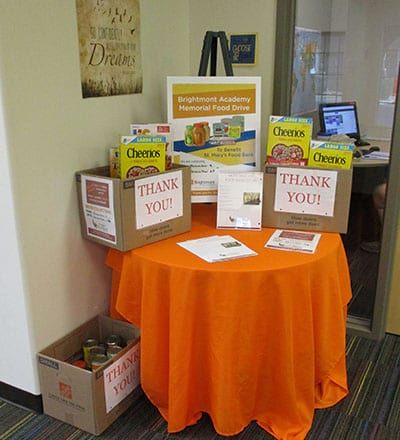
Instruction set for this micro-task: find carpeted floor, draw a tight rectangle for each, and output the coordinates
[1,334,400,439]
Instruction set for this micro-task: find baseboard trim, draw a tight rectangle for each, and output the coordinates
[0,381,43,413]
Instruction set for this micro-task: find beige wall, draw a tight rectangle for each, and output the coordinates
[0,0,277,395]
[296,0,332,30]
[0,0,189,394]
[386,227,400,333]
[188,0,277,161]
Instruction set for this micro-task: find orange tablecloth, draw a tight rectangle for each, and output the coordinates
[107,203,352,440]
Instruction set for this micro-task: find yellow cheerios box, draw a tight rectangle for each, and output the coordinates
[266,116,313,166]
[119,135,166,179]
[308,140,354,170]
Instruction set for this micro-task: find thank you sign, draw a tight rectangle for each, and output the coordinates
[104,343,140,413]
[135,170,183,229]
[274,167,338,217]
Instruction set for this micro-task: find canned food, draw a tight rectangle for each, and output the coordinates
[91,354,108,370]
[105,334,123,348]
[107,345,123,359]
[82,338,98,366]
[87,346,106,368]
[72,359,86,369]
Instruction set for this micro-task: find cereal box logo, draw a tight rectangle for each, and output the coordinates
[59,382,72,400]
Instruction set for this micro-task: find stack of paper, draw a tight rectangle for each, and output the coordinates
[265,229,321,254]
[362,151,390,160]
[178,235,257,263]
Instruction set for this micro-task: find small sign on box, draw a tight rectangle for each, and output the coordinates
[274,167,338,217]
[262,165,353,233]
[76,164,191,251]
[135,170,183,229]
[104,343,140,413]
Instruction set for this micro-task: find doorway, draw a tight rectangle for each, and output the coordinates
[273,0,400,339]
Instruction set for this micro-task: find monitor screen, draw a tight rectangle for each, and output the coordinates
[319,102,361,140]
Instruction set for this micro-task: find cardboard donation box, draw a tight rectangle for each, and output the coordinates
[76,164,191,251]
[262,165,353,233]
[38,315,140,435]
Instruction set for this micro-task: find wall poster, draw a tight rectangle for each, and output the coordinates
[75,0,142,98]
[167,76,261,203]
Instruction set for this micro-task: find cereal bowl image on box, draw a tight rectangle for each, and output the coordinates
[266,116,313,166]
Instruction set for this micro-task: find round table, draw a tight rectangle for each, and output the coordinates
[107,203,351,439]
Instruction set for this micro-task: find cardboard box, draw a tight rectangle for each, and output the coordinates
[38,315,141,435]
[262,165,353,233]
[76,164,191,251]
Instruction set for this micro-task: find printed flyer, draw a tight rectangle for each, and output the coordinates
[81,175,116,244]
[265,229,321,253]
[167,76,261,202]
[217,171,263,230]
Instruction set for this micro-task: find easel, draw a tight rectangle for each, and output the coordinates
[198,31,234,76]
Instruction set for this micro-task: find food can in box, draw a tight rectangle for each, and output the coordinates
[107,346,123,359]
[91,354,108,370]
[105,334,123,348]
[82,338,98,366]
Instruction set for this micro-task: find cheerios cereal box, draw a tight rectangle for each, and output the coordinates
[130,124,173,170]
[266,116,313,166]
[119,135,166,179]
[308,140,354,170]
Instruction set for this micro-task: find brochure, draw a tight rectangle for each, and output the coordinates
[178,235,258,262]
[217,171,263,230]
[265,229,321,253]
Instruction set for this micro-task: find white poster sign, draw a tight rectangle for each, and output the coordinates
[217,171,263,230]
[103,343,140,413]
[167,76,261,202]
[135,170,183,229]
[81,175,116,244]
[274,167,338,217]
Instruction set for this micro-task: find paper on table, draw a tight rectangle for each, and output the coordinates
[362,151,390,160]
[178,235,258,262]
[265,229,321,253]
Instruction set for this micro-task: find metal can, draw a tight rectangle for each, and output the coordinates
[82,338,98,367]
[105,334,123,348]
[107,345,123,359]
[88,346,106,368]
[91,354,108,370]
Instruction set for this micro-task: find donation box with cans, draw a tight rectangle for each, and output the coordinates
[37,315,141,435]
[262,165,353,233]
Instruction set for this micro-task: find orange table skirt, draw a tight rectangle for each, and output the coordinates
[107,203,352,439]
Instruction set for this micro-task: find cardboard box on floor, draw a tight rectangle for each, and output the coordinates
[262,165,353,233]
[76,164,191,251]
[38,315,140,435]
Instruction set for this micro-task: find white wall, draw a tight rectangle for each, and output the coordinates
[188,0,277,162]
[296,0,333,31]
[0,0,277,396]
[0,70,38,393]
[0,0,189,395]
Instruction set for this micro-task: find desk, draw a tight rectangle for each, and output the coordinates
[107,204,352,439]
[352,139,390,169]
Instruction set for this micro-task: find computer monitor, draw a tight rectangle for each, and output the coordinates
[319,101,369,146]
